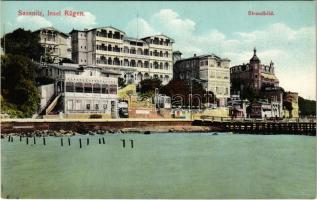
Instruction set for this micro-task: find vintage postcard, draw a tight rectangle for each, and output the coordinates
[0,0,316,199]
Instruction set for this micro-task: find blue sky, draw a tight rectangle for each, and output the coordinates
[2,1,316,99]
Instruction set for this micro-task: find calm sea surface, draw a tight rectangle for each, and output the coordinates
[1,133,316,198]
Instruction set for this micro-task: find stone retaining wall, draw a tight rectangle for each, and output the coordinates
[1,120,193,134]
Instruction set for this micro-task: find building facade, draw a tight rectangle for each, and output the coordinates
[69,26,174,85]
[34,27,72,63]
[39,63,120,118]
[173,53,231,106]
[230,48,279,93]
[248,100,283,119]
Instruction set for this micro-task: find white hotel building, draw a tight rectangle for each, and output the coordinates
[69,26,174,85]
[34,27,72,63]
[39,63,120,118]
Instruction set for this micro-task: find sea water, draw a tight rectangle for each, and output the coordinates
[1,133,315,198]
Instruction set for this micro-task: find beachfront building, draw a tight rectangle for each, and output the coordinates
[34,27,72,63]
[38,63,120,118]
[228,94,249,118]
[69,26,174,85]
[248,100,283,119]
[173,53,231,106]
[230,48,279,93]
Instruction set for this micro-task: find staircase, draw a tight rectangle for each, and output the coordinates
[39,94,62,115]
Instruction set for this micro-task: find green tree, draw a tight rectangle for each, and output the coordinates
[160,79,215,107]
[139,78,162,94]
[1,28,44,62]
[298,96,316,116]
[1,55,40,117]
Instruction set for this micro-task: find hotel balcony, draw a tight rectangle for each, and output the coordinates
[96,36,123,44]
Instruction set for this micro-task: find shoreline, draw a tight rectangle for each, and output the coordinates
[0,126,222,137]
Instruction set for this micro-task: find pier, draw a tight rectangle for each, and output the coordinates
[193,120,316,136]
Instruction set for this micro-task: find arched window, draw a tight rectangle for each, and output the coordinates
[130,60,136,67]
[108,44,112,51]
[154,62,159,69]
[137,48,142,55]
[108,58,112,65]
[137,60,143,68]
[164,62,169,70]
[108,31,113,38]
[144,61,149,68]
[114,57,120,65]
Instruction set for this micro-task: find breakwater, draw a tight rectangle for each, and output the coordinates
[193,120,316,136]
[1,119,315,136]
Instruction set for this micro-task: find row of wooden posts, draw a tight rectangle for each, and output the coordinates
[6,136,134,148]
[221,122,316,135]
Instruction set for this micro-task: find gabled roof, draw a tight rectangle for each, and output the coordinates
[141,34,174,43]
[34,27,69,37]
[176,53,228,63]
[123,36,147,44]
[93,26,126,34]
[69,26,126,35]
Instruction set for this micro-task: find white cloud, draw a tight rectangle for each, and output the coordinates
[126,18,157,38]
[125,9,315,99]
[16,16,52,30]
[152,9,196,35]
[59,9,97,29]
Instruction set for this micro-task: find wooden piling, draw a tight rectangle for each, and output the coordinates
[130,140,134,148]
[68,138,71,146]
[121,139,125,148]
[79,138,82,148]
[102,137,105,144]
[43,137,46,146]
[87,138,89,145]
[61,138,63,146]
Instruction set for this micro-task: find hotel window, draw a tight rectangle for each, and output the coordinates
[84,83,92,93]
[101,84,108,94]
[66,82,74,92]
[110,85,117,94]
[95,104,99,110]
[103,104,107,110]
[86,104,90,110]
[75,82,83,92]
[93,83,101,93]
